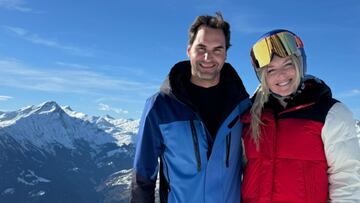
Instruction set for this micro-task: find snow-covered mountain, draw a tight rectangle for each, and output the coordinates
[63,106,139,146]
[0,101,139,203]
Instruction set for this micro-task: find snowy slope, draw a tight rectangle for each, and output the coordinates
[0,101,139,203]
[0,101,139,152]
[63,106,139,146]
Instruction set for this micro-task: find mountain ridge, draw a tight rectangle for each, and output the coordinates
[0,101,139,203]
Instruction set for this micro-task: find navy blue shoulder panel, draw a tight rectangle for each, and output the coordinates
[279,98,338,122]
[149,92,198,124]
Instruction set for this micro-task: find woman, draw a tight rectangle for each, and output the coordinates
[241,29,360,202]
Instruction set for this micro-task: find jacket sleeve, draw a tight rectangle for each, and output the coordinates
[322,102,360,202]
[130,96,162,203]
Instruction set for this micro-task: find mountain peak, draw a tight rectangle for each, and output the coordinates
[104,114,115,120]
[36,101,61,113]
[30,101,66,116]
[62,105,73,111]
[1,101,139,147]
[0,101,63,128]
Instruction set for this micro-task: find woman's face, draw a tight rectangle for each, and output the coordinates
[265,55,298,97]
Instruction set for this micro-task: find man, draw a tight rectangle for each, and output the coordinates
[130,12,250,203]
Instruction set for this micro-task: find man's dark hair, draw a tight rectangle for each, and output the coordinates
[188,11,231,50]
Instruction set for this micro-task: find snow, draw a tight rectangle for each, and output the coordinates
[1,188,15,195]
[17,177,35,186]
[29,190,46,197]
[62,103,139,146]
[66,167,80,173]
[105,169,133,188]
[0,101,139,153]
[0,101,60,127]
[17,170,51,186]
[0,101,140,202]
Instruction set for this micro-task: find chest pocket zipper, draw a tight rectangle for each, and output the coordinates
[225,133,231,168]
[190,120,201,172]
[225,115,238,168]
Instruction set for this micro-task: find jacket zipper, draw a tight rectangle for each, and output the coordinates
[225,132,231,168]
[225,115,238,168]
[190,120,201,171]
[160,156,171,203]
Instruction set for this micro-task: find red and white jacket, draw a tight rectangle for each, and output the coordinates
[241,77,360,203]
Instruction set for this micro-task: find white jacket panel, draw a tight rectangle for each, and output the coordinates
[322,102,360,202]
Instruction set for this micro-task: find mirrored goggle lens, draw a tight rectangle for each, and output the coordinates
[251,32,303,69]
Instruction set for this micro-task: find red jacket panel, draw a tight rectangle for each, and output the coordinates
[242,108,329,203]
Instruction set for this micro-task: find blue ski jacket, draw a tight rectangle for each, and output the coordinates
[131,60,250,203]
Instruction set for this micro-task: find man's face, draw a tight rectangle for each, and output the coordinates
[187,26,227,88]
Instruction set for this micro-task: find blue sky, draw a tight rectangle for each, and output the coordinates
[0,0,359,119]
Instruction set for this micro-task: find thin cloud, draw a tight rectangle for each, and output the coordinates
[230,13,273,34]
[56,61,91,70]
[0,0,32,12]
[102,65,147,77]
[227,5,358,35]
[3,26,94,57]
[0,58,158,96]
[98,103,129,115]
[0,95,13,101]
[341,89,360,97]
[95,96,148,105]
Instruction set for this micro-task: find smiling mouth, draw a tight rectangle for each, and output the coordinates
[277,80,291,87]
[200,63,215,69]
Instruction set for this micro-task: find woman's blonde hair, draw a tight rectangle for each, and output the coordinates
[249,54,303,148]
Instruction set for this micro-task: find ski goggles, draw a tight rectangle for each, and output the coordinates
[250,30,304,69]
